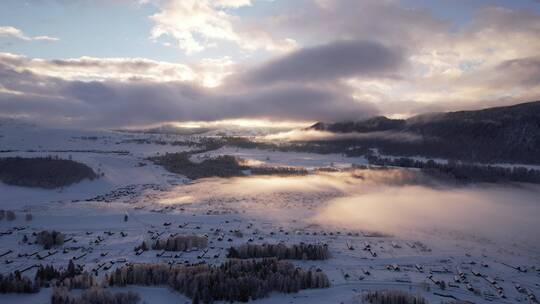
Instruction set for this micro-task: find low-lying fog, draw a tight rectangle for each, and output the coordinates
[160,169,540,248]
[263,129,421,142]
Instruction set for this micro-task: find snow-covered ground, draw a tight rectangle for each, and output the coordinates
[1,123,539,304]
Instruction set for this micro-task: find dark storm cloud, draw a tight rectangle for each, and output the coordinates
[242,40,405,84]
[218,84,377,122]
[59,80,376,126]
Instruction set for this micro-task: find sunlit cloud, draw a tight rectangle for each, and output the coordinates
[0,26,59,42]
[214,0,252,8]
[0,53,235,87]
[148,0,296,54]
[265,1,540,115]
[0,54,376,128]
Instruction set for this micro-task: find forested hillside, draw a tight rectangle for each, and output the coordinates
[310,101,540,164]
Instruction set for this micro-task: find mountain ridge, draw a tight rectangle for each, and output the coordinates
[309,101,540,164]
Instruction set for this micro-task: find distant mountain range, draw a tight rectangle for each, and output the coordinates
[310,101,540,164]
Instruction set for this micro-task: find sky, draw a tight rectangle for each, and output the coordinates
[0,0,540,128]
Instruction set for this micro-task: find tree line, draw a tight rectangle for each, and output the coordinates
[250,166,308,176]
[0,209,16,221]
[150,151,310,180]
[361,289,428,304]
[0,260,96,295]
[0,271,39,294]
[35,260,95,290]
[0,255,332,303]
[151,235,208,251]
[0,157,97,189]
[51,287,140,304]
[107,258,330,303]
[227,243,330,260]
[367,155,540,184]
[149,153,246,179]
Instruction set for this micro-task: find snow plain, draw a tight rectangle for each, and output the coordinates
[1,122,539,304]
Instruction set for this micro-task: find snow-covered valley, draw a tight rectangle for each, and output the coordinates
[1,123,539,304]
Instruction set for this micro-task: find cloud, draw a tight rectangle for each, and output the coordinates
[2,1,540,126]
[0,26,59,42]
[249,1,540,116]
[33,36,60,42]
[492,57,540,87]
[148,0,296,54]
[0,53,234,87]
[0,26,30,40]
[214,0,252,8]
[0,56,377,127]
[273,0,447,48]
[394,6,540,109]
[214,83,377,122]
[241,40,404,85]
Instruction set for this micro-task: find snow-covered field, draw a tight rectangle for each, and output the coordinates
[1,123,539,304]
